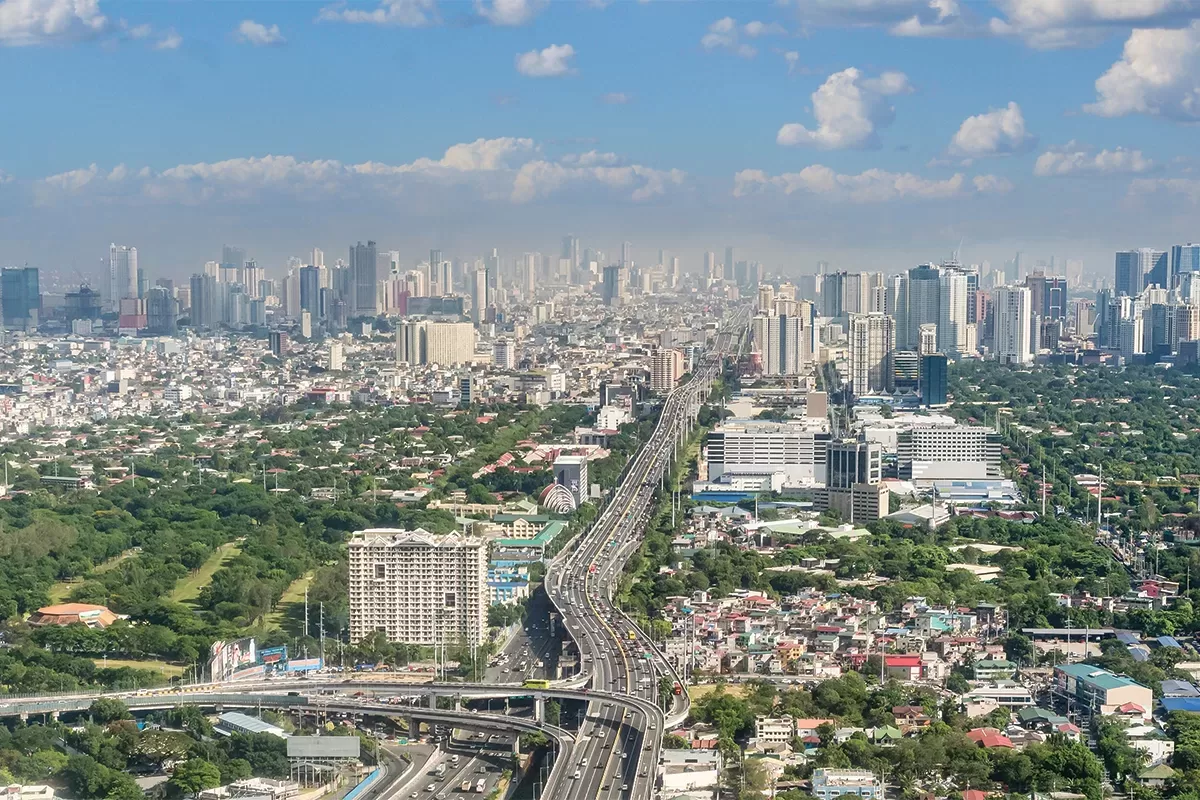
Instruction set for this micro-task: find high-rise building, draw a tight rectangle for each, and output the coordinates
[425,321,476,366]
[108,244,138,313]
[703,251,716,281]
[938,270,968,355]
[299,266,321,315]
[1173,243,1200,278]
[221,245,246,271]
[1176,304,1200,349]
[826,439,881,489]
[269,330,290,357]
[752,313,804,376]
[724,246,735,282]
[650,349,686,393]
[1115,248,1167,296]
[189,273,218,329]
[562,235,580,278]
[919,353,948,406]
[897,426,1002,481]
[312,247,325,268]
[328,341,345,371]
[917,323,938,355]
[553,455,590,507]
[1,267,40,328]
[471,268,489,323]
[602,264,626,306]
[847,313,893,396]
[492,338,516,370]
[396,319,425,365]
[350,240,379,316]
[621,241,633,268]
[144,286,178,335]
[994,285,1033,364]
[904,264,941,350]
[820,272,845,318]
[348,529,487,646]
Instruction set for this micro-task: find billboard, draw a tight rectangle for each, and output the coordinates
[287,657,323,673]
[209,637,257,683]
[229,664,266,682]
[259,646,288,665]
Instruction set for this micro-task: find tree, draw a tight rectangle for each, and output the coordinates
[169,758,223,796]
[63,755,108,798]
[89,698,131,724]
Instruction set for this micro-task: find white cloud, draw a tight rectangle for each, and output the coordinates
[475,0,544,26]
[972,174,1014,193]
[31,138,680,208]
[317,0,436,26]
[515,43,575,78]
[743,20,787,37]
[1033,141,1155,176]
[235,19,285,46]
[948,101,1035,158]
[512,161,684,203]
[776,67,912,150]
[0,169,12,184]
[154,28,180,49]
[600,92,630,105]
[1130,176,1200,203]
[124,21,150,38]
[990,0,1200,47]
[0,0,107,46]
[732,164,991,202]
[784,50,800,74]
[700,16,765,57]
[1085,22,1200,120]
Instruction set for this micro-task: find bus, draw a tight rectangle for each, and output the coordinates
[523,679,551,689]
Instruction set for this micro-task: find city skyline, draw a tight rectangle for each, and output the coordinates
[3,1,1200,273]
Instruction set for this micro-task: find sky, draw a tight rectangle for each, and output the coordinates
[2,0,1200,284]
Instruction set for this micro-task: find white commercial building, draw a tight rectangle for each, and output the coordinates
[847,312,893,396]
[108,244,138,313]
[939,270,968,356]
[705,419,831,486]
[492,338,516,370]
[396,321,477,366]
[897,425,1002,482]
[994,285,1033,364]
[348,529,487,646]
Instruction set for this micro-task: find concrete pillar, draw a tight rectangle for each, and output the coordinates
[511,737,521,756]
[454,695,463,712]
[427,693,437,709]
[534,695,545,723]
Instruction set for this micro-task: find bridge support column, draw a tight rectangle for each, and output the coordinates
[511,737,521,757]
[49,711,59,721]
[534,695,545,723]
[454,695,462,712]
[427,693,437,709]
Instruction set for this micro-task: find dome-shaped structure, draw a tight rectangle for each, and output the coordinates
[539,482,578,513]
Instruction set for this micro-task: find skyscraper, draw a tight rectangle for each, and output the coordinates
[108,244,138,313]
[1173,243,1200,277]
[350,240,379,317]
[602,265,626,306]
[994,285,1033,364]
[189,273,218,329]
[905,264,941,350]
[1115,248,1167,296]
[472,268,489,322]
[221,245,246,270]
[847,313,894,397]
[751,313,804,376]
[621,241,632,267]
[820,272,845,318]
[145,286,178,335]
[703,251,716,281]
[562,235,580,278]
[938,270,968,355]
[299,265,321,315]
[724,246,735,282]
[1,267,39,329]
[919,353,948,406]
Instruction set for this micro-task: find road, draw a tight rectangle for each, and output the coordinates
[389,745,507,800]
[545,308,749,800]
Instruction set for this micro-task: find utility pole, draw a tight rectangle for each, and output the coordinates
[320,602,325,661]
[304,585,310,653]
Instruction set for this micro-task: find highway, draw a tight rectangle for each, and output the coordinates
[545,307,749,800]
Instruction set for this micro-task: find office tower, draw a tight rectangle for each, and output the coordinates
[144,286,178,335]
[241,260,264,299]
[328,341,344,371]
[299,266,321,315]
[669,257,680,288]
[724,246,735,282]
[819,272,844,318]
[562,236,580,277]
[1115,248,1168,296]
[492,338,516,370]
[1176,304,1199,348]
[348,529,487,646]
[703,251,716,281]
[221,245,246,270]
[311,247,324,268]
[757,285,775,313]
[963,269,980,325]
[826,439,882,489]
[621,241,632,267]
[847,313,894,396]
[994,285,1033,364]
[1173,243,1200,277]
[553,455,590,507]
[734,260,748,286]
[752,313,804,376]
[904,264,941,350]
[1,267,40,328]
[938,270,968,355]
[108,244,137,312]
[602,265,626,307]
[269,331,289,356]
[471,268,489,323]
[189,273,218,329]
[650,349,686,393]
[919,353,948,406]
[350,240,379,316]
[891,350,920,394]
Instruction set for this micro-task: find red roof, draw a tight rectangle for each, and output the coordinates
[885,655,922,667]
[963,791,987,800]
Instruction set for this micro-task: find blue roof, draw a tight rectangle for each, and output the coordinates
[1130,647,1151,662]
[1116,632,1141,645]
[1162,698,1200,713]
[1157,635,1183,649]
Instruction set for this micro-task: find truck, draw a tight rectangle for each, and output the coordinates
[475,779,485,793]
[460,780,472,792]
[433,764,446,778]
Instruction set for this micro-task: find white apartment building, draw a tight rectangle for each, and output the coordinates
[492,338,516,370]
[650,348,685,393]
[994,285,1032,364]
[897,425,1002,482]
[705,419,832,486]
[396,321,477,366]
[348,529,487,646]
[938,270,968,356]
[752,313,806,376]
[847,312,893,396]
[754,716,795,745]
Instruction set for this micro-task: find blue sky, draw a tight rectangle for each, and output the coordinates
[2,0,1200,282]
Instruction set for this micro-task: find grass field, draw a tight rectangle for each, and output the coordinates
[92,657,186,678]
[46,548,141,604]
[265,571,314,630]
[687,683,747,701]
[170,542,242,606]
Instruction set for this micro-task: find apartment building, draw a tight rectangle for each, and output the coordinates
[896,425,1002,481]
[650,348,686,393]
[1054,663,1153,722]
[348,529,487,646]
[811,769,881,800]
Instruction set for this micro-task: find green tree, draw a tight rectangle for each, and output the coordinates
[169,758,223,796]
[89,699,131,724]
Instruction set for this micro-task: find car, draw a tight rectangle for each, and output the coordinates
[410,793,419,798]
[426,785,436,793]
[621,784,628,791]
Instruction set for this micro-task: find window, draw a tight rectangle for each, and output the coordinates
[375,564,386,579]
[444,592,457,608]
